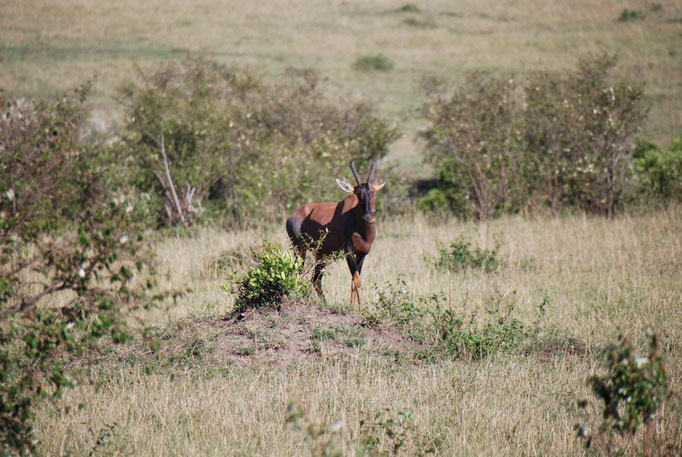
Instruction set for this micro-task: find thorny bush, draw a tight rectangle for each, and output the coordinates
[433,236,499,273]
[366,279,551,362]
[116,56,400,227]
[0,86,152,455]
[421,54,647,218]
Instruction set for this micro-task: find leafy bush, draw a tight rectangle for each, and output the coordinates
[359,409,440,456]
[285,401,343,457]
[618,9,646,22]
[633,137,682,202]
[421,54,647,218]
[397,4,420,13]
[116,56,399,227]
[0,87,151,454]
[228,243,309,313]
[434,237,499,272]
[352,54,395,72]
[575,331,677,456]
[365,278,429,341]
[435,308,525,361]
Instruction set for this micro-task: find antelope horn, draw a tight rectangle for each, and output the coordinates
[366,161,376,183]
[350,161,362,185]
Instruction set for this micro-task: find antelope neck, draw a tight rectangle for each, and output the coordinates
[352,205,376,239]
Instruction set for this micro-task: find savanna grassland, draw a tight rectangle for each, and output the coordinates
[35,209,682,456]
[2,0,681,456]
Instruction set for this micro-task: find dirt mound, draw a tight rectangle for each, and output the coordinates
[151,302,414,367]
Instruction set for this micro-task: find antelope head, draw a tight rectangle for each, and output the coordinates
[336,161,386,224]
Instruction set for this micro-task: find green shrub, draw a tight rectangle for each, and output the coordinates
[618,9,645,22]
[0,86,151,454]
[229,243,309,313]
[368,280,549,362]
[435,308,525,361]
[116,56,399,227]
[367,278,429,341]
[352,54,395,72]
[397,3,420,13]
[633,137,682,201]
[421,54,647,218]
[359,409,440,456]
[576,331,677,455]
[434,237,499,272]
[590,333,668,433]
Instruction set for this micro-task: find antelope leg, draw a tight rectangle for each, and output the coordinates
[350,276,356,306]
[353,271,362,306]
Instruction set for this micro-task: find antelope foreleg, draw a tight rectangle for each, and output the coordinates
[353,271,362,306]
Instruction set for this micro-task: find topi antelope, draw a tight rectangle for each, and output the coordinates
[286,161,386,306]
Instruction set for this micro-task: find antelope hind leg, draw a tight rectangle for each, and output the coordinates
[353,271,362,306]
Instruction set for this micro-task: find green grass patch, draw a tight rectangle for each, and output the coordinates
[352,54,394,72]
[433,237,499,273]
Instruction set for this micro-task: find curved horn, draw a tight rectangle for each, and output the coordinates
[366,161,376,183]
[350,161,362,185]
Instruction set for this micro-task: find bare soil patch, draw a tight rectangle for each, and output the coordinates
[140,302,415,367]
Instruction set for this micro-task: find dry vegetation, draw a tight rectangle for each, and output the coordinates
[34,207,681,456]
[2,1,681,455]
[1,0,681,154]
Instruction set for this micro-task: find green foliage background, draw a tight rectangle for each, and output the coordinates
[115,57,400,227]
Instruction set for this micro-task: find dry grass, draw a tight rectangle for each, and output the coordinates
[1,0,680,152]
[4,1,680,452]
[34,206,682,456]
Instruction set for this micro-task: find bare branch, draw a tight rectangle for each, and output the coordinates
[160,131,187,228]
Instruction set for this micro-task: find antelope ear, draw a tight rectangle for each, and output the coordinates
[336,179,354,193]
[370,178,386,191]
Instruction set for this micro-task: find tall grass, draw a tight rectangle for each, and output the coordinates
[34,206,681,456]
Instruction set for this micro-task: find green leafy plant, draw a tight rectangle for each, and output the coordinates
[366,278,429,341]
[359,409,440,456]
[618,9,646,22]
[367,280,549,362]
[575,330,677,456]
[633,137,682,202]
[433,306,525,361]
[0,86,151,455]
[352,54,395,72]
[228,243,309,313]
[434,237,499,273]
